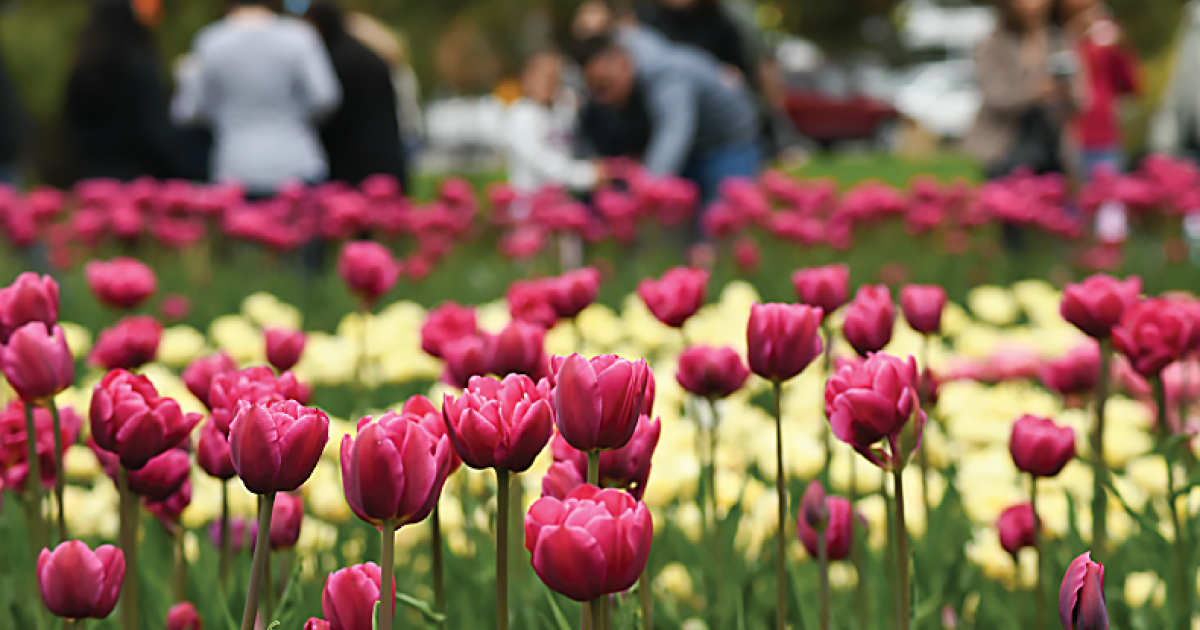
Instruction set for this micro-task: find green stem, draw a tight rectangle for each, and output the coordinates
[173,530,187,602]
[219,480,231,585]
[851,456,869,630]
[1091,340,1111,553]
[1031,475,1043,630]
[496,469,510,630]
[772,380,788,630]
[22,403,44,552]
[379,521,396,630]
[707,397,724,625]
[587,452,600,486]
[818,527,830,630]
[585,452,601,628]
[821,322,834,476]
[48,401,65,544]
[1156,377,1190,630]
[892,461,911,630]
[918,336,932,526]
[263,550,275,624]
[240,492,276,630]
[638,569,653,630]
[432,505,446,629]
[118,468,139,630]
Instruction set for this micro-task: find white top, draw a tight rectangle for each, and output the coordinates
[504,97,597,195]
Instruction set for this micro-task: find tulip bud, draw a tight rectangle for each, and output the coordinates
[182,352,238,410]
[507,280,558,329]
[547,267,601,320]
[637,266,709,328]
[825,353,924,470]
[441,334,492,389]
[341,410,453,528]
[229,400,329,494]
[269,492,304,550]
[900,284,948,335]
[552,353,650,453]
[304,619,331,630]
[88,315,162,370]
[92,442,192,501]
[549,414,661,499]
[541,461,584,499]
[747,303,824,383]
[489,320,546,378]
[166,601,202,630]
[1111,297,1193,377]
[86,257,157,310]
[800,480,829,530]
[0,272,59,343]
[421,302,478,359]
[160,294,192,323]
[37,540,125,620]
[0,322,74,403]
[525,485,653,601]
[338,241,400,309]
[1060,274,1141,339]
[792,264,850,314]
[1059,552,1108,630]
[1009,415,1075,477]
[265,328,306,372]
[843,285,895,357]
[443,374,554,472]
[676,345,750,400]
[90,369,201,471]
[997,503,1038,556]
[796,483,854,562]
[322,562,394,630]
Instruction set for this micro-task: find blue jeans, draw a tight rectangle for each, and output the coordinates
[1081,147,1123,181]
[682,143,762,206]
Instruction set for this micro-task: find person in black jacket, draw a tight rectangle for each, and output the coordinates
[636,0,750,84]
[64,0,188,182]
[306,0,406,189]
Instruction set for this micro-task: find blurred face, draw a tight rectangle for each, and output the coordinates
[584,49,635,108]
[573,1,613,40]
[1010,0,1052,31]
[522,54,562,106]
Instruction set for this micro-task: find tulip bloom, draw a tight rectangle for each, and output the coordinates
[89,315,162,370]
[1009,415,1075,477]
[676,345,750,400]
[1040,344,1100,397]
[541,461,585,499]
[900,284,947,335]
[198,418,236,480]
[167,601,202,630]
[402,395,462,473]
[93,443,192,501]
[1060,274,1141,339]
[792,264,850,314]
[1059,552,1108,630]
[305,619,331,630]
[421,302,478,359]
[90,369,201,470]
[323,562,394,630]
[37,540,125,620]
[843,285,895,357]
[637,266,708,328]
[265,328,307,372]
[208,366,306,435]
[270,492,304,550]
[553,353,650,453]
[442,374,553,472]
[146,478,192,528]
[747,303,824,383]
[1111,298,1193,378]
[339,241,400,309]
[441,334,492,389]
[0,401,81,491]
[549,414,661,499]
[341,411,453,528]
[548,267,601,319]
[825,353,924,470]
[796,481,854,562]
[525,484,653,602]
[182,351,237,409]
[86,257,157,310]
[0,272,59,342]
[489,320,546,378]
[0,322,74,403]
[997,503,1038,555]
[228,400,330,494]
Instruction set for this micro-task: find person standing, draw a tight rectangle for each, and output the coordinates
[65,0,186,183]
[173,0,340,196]
[306,1,405,188]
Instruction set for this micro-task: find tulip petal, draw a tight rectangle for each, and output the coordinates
[531,524,608,601]
[554,354,602,451]
[230,404,282,495]
[38,541,105,619]
[1060,552,1091,630]
[347,424,403,525]
[275,410,329,492]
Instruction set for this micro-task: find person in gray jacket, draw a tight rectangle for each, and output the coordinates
[575,34,760,203]
[173,0,340,196]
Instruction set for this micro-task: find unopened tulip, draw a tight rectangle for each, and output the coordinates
[1040,344,1100,397]
[182,352,237,409]
[507,280,558,329]
[1061,274,1141,339]
[443,374,553,472]
[733,236,761,273]
[228,400,330,494]
[550,414,661,499]
[208,366,305,434]
[792,264,850,314]
[553,353,650,453]
[1059,552,1108,630]
[746,303,824,383]
[796,481,854,561]
[548,267,602,320]
[843,285,895,357]
[338,241,400,308]
[525,484,653,601]
[637,266,708,328]
[197,419,235,480]
[89,315,162,370]
[0,272,59,342]
[92,443,191,501]
[90,369,201,470]
[825,353,924,469]
[341,411,453,527]
[1112,298,1193,377]
[997,503,1037,555]
[541,461,584,499]
[159,294,191,323]
[323,562,394,630]
[37,540,124,620]
[421,302,477,359]
[0,322,74,403]
[441,334,492,389]
[305,619,331,630]
[146,478,192,527]
[900,284,948,335]
[489,320,545,378]
[676,345,750,399]
[265,328,306,372]
[86,257,157,310]
[167,601,202,630]
[1009,415,1075,477]
[270,493,304,550]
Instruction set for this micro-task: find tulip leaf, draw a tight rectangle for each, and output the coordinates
[541,585,574,630]
[372,601,380,630]
[396,591,446,624]
[267,623,280,630]
[271,555,305,629]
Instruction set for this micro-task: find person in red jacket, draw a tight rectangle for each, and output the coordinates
[1060,0,1140,180]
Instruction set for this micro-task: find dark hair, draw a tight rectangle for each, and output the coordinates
[571,35,621,67]
[996,0,1063,32]
[77,0,151,62]
[306,0,348,46]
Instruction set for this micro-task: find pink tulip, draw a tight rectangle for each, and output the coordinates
[340,411,453,528]
[549,414,661,499]
[89,315,162,370]
[401,395,462,473]
[825,353,924,470]
[843,285,895,357]
[338,241,400,308]
[182,351,238,410]
[442,374,553,472]
[637,266,708,328]
[1060,274,1141,339]
[0,401,81,492]
[1009,415,1075,477]
[90,369,201,470]
[1112,297,1193,377]
[166,601,202,630]
[1040,344,1100,397]
[421,302,477,359]
[441,334,493,389]
[489,320,546,378]
[792,264,850,314]
[552,353,650,453]
[1059,552,1108,630]
[270,492,304,550]
[37,540,125,620]
[228,400,329,494]
[676,345,750,400]
[265,328,306,372]
[541,461,585,499]
[322,562,394,630]
[159,294,191,323]
[208,366,306,435]
[86,257,157,310]
[145,478,192,528]
[997,503,1037,555]
[899,284,947,335]
[746,303,824,383]
[796,481,854,561]
[92,443,191,501]
[0,322,74,403]
[197,418,235,480]
[547,267,602,319]
[0,272,59,342]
